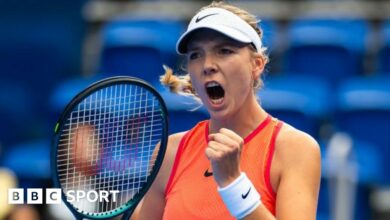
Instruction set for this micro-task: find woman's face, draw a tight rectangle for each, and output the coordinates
[186,29,263,120]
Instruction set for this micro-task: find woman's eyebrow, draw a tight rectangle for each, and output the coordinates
[187,39,244,51]
[215,41,243,48]
[187,43,201,52]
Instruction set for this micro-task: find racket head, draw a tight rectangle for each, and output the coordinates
[52,76,168,219]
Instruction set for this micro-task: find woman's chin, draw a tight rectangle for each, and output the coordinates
[208,105,231,121]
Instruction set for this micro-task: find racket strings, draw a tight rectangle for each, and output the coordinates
[59,118,163,134]
[58,125,163,145]
[62,106,162,125]
[57,83,164,214]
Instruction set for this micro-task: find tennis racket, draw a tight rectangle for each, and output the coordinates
[52,76,168,219]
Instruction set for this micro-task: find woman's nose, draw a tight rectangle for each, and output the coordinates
[203,54,217,75]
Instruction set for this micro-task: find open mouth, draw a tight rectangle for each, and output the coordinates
[205,81,225,105]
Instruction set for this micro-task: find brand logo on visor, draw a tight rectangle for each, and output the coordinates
[195,13,218,23]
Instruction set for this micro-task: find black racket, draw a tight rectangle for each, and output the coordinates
[52,76,168,219]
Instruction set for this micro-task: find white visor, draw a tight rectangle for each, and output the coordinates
[176,7,262,54]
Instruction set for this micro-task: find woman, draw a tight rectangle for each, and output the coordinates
[134,1,321,219]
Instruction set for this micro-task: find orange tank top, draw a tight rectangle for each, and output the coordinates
[163,115,283,219]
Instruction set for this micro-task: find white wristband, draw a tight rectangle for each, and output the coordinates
[217,172,261,219]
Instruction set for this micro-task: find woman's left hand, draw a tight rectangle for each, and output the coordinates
[206,128,244,187]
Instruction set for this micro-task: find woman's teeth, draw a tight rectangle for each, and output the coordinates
[211,98,223,104]
[206,82,220,88]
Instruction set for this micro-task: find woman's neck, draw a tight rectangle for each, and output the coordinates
[209,97,268,139]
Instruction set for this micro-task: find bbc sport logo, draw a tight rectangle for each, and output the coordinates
[8,188,120,204]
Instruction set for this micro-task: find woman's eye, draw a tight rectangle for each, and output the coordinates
[188,52,200,60]
[219,48,234,54]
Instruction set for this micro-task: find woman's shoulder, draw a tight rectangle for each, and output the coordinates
[274,122,321,166]
[167,131,188,152]
[163,131,190,167]
[153,131,188,193]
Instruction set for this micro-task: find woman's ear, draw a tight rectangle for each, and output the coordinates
[251,54,265,79]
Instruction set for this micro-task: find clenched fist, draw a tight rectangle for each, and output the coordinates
[205,128,244,187]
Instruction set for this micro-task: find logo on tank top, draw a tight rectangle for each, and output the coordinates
[204,168,213,177]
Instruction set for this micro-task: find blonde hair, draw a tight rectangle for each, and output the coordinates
[160,0,269,99]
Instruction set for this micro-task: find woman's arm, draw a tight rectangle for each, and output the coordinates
[272,126,321,220]
[241,125,321,220]
[130,132,186,220]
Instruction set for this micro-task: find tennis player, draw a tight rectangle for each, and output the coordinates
[133,1,321,219]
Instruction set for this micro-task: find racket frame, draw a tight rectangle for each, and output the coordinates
[51,76,168,219]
